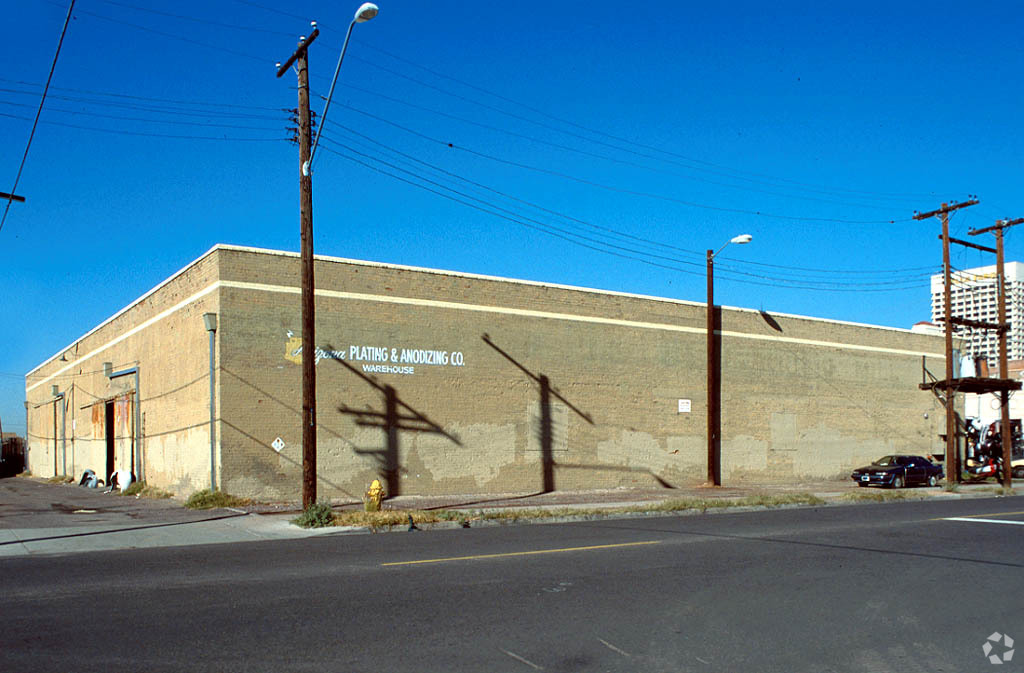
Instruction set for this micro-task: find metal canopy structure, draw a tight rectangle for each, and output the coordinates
[919,377,1022,396]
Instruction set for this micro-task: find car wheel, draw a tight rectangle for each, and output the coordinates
[927,474,937,487]
[891,475,904,489]
[1013,466,1024,479]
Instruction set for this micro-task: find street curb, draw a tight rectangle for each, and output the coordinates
[298,487,1019,535]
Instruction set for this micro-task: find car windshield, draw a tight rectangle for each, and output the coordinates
[872,456,898,466]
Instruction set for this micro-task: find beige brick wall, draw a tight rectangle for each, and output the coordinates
[25,245,951,499]
[215,247,948,499]
[25,251,221,492]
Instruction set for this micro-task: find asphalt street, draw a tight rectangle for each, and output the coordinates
[2,494,1022,672]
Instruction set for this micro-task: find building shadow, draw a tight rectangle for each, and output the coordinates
[323,346,461,499]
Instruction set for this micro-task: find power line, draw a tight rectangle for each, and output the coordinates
[1,0,75,234]
[51,2,269,64]
[351,40,940,204]
[0,112,287,142]
[318,139,929,292]
[0,79,283,113]
[93,0,295,37]
[55,0,936,210]
[0,100,285,132]
[327,125,935,281]
[334,102,908,225]
[333,81,906,213]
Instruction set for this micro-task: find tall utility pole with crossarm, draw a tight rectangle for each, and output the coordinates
[277,29,320,509]
[275,5,379,509]
[969,216,1024,489]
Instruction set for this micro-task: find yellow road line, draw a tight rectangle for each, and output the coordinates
[381,540,661,566]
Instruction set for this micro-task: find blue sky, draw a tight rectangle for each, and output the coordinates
[2,0,1022,437]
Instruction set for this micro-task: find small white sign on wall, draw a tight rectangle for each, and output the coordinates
[678,399,691,414]
[272,437,285,453]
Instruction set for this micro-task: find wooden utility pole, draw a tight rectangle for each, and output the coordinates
[277,29,320,509]
[969,217,1024,489]
[914,199,979,482]
[706,249,719,486]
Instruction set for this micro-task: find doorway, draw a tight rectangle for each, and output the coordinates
[105,400,115,484]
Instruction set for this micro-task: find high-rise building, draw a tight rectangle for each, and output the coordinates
[930,262,1024,361]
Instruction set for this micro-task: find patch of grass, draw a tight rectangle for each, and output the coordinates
[974,486,1017,496]
[636,493,826,513]
[327,493,827,529]
[45,475,74,484]
[292,501,336,528]
[333,509,438,528]
[117,481,173,499]
[184,488,251,510]
[943,482,961,493]
[842,489,929,502]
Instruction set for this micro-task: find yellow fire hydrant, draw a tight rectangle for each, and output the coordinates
[365,479,385,512]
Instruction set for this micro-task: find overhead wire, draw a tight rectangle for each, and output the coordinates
[331,100,908,226]
[0,85,285,119]
[343,58,915,209]
[25,1,959,229]
[0,100,286,132]
[0,111,287,142]
[1,0,75,234]
[8,1,998,294]
[326,123,935,283]
[350,41,940,204]
[43,1,269,64]
[317,135,929,292]
[0,78,283,112]
[41,0,934,221]
[93,0,296,37]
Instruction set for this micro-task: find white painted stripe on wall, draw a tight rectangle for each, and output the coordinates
[26,283,220,393]
[221,280,944,359]
[27,277,944,394]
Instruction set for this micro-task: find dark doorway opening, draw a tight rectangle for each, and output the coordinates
[104,400,115,484]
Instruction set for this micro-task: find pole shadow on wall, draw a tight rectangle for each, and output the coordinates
[323,346,461,499]
[482,333,595,493]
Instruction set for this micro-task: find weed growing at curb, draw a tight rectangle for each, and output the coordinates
[328,492,827,529]
[46,475,74,484]
[117,482,173,499]
[976,486,1018,496]
[185,489,251,510]
[293,501,336,528]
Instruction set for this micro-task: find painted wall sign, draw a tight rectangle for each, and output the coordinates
[678,399,691,413]
[284,332,465,375]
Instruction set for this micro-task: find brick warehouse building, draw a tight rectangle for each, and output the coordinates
[25,245,948,500]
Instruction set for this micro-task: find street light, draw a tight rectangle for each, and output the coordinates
[706,233,752,486]
[308,2,379,176]
[275,3,379,509]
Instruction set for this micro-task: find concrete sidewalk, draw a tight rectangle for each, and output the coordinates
[0,478,339,558]
[0,476,1015,558]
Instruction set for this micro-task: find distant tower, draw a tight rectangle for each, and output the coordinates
[931,262,1024,361]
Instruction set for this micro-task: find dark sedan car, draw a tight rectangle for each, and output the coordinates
[850,455,944,488]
